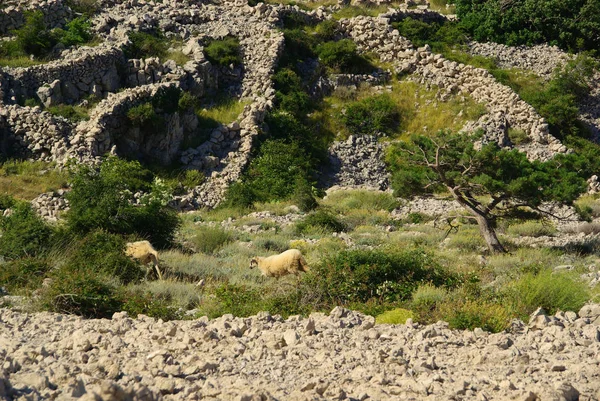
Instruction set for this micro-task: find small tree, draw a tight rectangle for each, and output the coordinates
[389,131,587,253]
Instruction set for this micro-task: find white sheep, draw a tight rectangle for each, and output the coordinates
[249,249,310,278]
[125,240,162,280]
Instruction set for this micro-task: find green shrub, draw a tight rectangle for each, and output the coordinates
[292,178,318,212]
[392,18,468,54]
[0,257,51,293]
[507,220,557,237]
[39,265,120,318]
[221,181,256,209]
[508,128,530,145]
[120,288,180,320]
[66,157,180,248]
[314,20,339,41]
[65,0,100,17]
[375,308,414,324]
[504,270,590,319]
[178,91,200,111]
[124,31,168,59]
[304,249,457,306]
[411,283,448,323]
[152,85,181,114]
[210,283,263,318]
[67,231,144,284]
[439,300,510,333]
[254,237,289,253]
[14,11,53,58]
[192,226,233,254]
[247,139,312,202]
[316,39,357,69]
[204,36,242,67]
[0,201,53,259]
[47,104,89,122]
[127,102,159,127]
[296,210,346,233]
[180,169,205,188]
[341,94,400,136]
[52,17,92,47]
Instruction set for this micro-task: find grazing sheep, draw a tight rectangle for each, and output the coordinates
[249,249,310,278]
[125,240,162,280]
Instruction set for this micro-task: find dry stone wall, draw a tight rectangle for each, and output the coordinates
[339,15,566,161]
[0,0,72,35]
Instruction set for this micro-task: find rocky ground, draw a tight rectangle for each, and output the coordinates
[1,305,600,400]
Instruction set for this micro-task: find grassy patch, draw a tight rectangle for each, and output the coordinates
[506,220,557,237]
[312,79,486,140]
[376,308,413,324]
[0,160,69,200]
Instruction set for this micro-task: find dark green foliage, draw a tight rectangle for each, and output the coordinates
[0,201,53,259]
[65,157,180,248]
[178,91,200,112]
[0,11,94,60]
[13,11,53,57]
[388,131,588,251]
[124,31,168,59]
[280,29,316,66]
[152,86,182,114]
[296,210,346,233]
[127,102,160,129]
[212,283,263,318]
[204,36,242,67]
[247,139,312,202]
[192,226,232,255]
[314,20,339,42]
[47,104,89,122]
[292,178,318,212]
[52,17,92,47]
[342,94,400,135]
[222,181,257,209]
[315,39,361,72]
[392,18,468,54]
[40,265,120,318]
[120,288,180,320]
[67,231,144,284]
[304,249,457,305]
[0,257,51,293]
[455,0,600,54]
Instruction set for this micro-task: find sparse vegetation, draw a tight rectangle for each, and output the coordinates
[204,36,242,67]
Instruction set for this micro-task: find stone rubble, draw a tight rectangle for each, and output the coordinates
[1,305,600,400]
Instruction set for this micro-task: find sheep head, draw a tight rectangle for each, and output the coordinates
[249,257,260,269]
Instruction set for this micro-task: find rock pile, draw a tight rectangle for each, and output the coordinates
[31,190,70,221]
[1,305,600,400]
[0,0,72,35]
[319,134,390,190]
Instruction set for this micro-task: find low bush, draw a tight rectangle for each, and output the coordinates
[0,257,51,293]
[438,300,510,333]
[508,128,530,145]
[0,200,53,259]
[39,265,120,318]
[120,288,181,320]
[296,210,346,234]
[304,249,458,307]
[292,178,318,212]
[192,226,233,254]
[52,17,93,47]
[316,39,359,71]
[341,94,400,136]
[67,231,144,284]
[47,104,89,122]
[254,237,289,253]
[204,36,242,67]
[221,181,256,209]
[209,283,263,318]
[247,139,312,202]
[504,270,589,319]
[411,283,448,323]
[127,102,159,127]
[123,31,168,59]
[66,157,180,248]
[375,308,414,324]
[507,221,557,237]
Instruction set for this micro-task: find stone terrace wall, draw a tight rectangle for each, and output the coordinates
[0,0,72,34]
[340,16,566,161]
[1,44,124,105]
[0,105,73,161]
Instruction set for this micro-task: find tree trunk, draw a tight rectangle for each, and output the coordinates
[448,189,507,253]
[473,214,506,254]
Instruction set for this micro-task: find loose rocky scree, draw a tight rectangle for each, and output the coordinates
[1,305,600,400]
